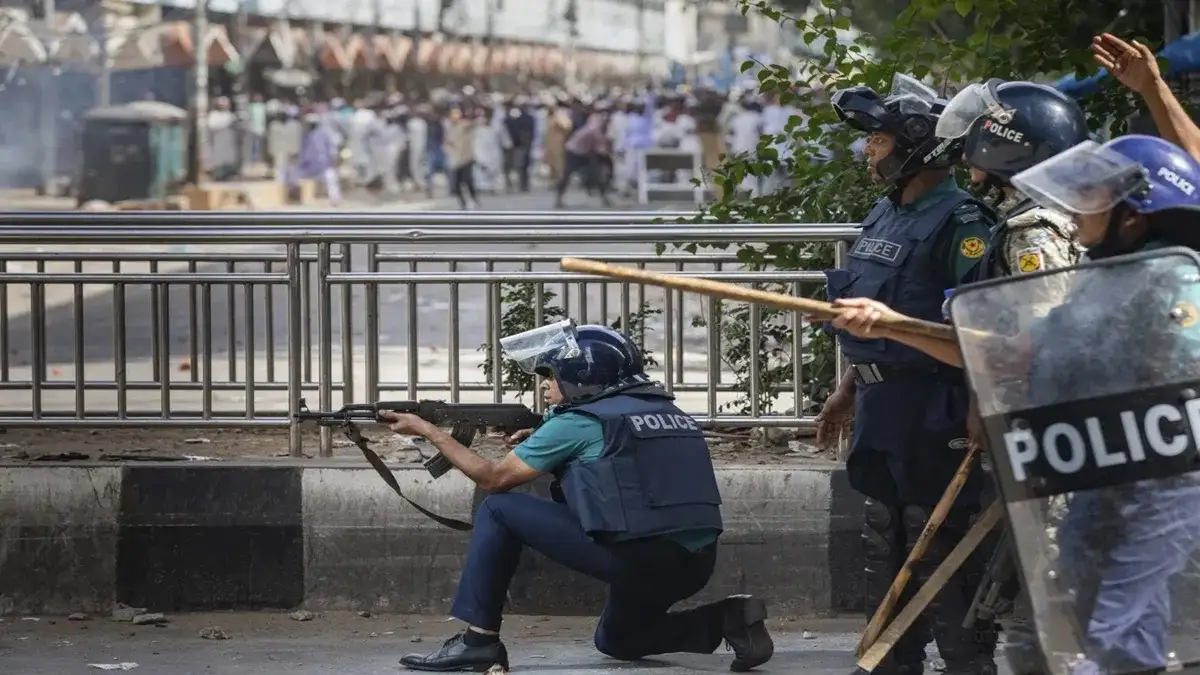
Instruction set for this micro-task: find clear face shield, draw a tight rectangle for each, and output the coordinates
[498,319,582,375]
[935,79,1012,139]
[886,72,938,115]
[1010,140,1148,215]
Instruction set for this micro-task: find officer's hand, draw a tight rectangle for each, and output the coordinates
[380,411,434,437]
[1092,34,1161,96]
[505,428,534,446]
[830,298,899,339]
[815,389,854,449]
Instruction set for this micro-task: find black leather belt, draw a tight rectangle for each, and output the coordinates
[851,362,961,386]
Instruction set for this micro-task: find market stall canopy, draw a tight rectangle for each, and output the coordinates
[416,38,441,71]
[110,21,239,70]
[345,34,377,70]
[34,11,98,63]
[0,10,47,65]
[390,35,413,70]
[246,23,296,68]
[318,33,349,70]
[373,34,400,70]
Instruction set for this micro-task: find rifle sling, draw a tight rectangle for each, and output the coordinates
[344,425,474,532]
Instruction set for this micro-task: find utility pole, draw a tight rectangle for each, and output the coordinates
[234,0,251,172]
[636,0,646,82]
[40,0,57,194]
[564,0,578,89]
[190,0,210,184]
[97,5,110,106]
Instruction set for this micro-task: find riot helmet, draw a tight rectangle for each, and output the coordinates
[937,79,1089,181]
[832,73,959,184]
[1012,134,1200,257]
[499,319,651,404]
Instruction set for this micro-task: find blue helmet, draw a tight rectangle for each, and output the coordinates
[936,79,1089,180]
[499,320,648,404]
[1011,134,1200,217]
[1105,135,1200,214]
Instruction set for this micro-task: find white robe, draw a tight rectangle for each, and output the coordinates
[406,116,428,187]
[472,115,510,191]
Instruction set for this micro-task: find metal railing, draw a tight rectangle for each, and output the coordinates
[0,212,857,457]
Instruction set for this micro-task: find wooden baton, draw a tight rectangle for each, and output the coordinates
[857,501,1003,672]
[855,444,980,658]
[558,257,957,343]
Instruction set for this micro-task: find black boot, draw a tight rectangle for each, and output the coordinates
[719,595,774,671]
[399,632,509,672]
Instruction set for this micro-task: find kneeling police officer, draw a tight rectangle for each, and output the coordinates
[383,320,773,673]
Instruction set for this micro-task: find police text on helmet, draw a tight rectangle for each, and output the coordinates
[1002,398,1200,482]
[628,413,700,432]
[1157,166,1196,196]
[982,119,1024,144]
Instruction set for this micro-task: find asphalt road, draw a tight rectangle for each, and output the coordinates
[0,614,946,675]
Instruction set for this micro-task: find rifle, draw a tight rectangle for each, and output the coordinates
[294,398,543,531]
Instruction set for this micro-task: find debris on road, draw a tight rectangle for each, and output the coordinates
[68,613,91,621]
[199,626,231,640]
[111,604,146,622]
[131,613,167,626]
[87,664,139,671]
[290,610,316,622]
[357,610,372,618]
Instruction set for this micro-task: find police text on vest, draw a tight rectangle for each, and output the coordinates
[628,413,700,432]
[1003,398,1200,483]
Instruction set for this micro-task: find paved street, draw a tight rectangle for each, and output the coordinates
[0,613,973,675]
[0,188,800,417]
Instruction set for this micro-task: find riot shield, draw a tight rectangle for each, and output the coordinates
[948,246,1200,675]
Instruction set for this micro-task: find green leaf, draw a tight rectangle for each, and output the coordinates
[954,0,973,16]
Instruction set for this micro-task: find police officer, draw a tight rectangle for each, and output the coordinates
[383,320,773,673]
[936,80,1088,282]
[833,135,1200,673]
[820,74,1000,675]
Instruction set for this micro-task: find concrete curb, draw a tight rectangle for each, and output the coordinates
[6,462,1198,624]
[0,461,860,618]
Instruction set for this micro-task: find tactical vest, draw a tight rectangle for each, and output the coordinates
[558,393,723,542]
[826,187,979,371]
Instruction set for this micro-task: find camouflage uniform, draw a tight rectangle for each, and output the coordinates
[992,191,1082,277]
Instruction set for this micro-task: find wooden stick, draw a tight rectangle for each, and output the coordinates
[855,445,980,658]
[559,257,956,343]
[857,501,1004,672]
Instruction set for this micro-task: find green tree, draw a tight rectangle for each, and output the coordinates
[670,0,1161,416]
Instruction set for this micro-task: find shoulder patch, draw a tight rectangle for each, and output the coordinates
[1015,247,1044,274]
[1175,301,1199,328]
[960,236,986,259]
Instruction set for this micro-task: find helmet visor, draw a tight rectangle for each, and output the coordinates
[499,319,581,374]
[887,73,938,115]
[1010,140,1147,215]
[831,87,889,132]
[935,81,1010,139]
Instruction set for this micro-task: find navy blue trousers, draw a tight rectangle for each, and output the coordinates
[450,493,723,660]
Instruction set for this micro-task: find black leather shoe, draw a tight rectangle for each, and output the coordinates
[848,666,924,675]
[722,595,774,671]
[399,632,509,672]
